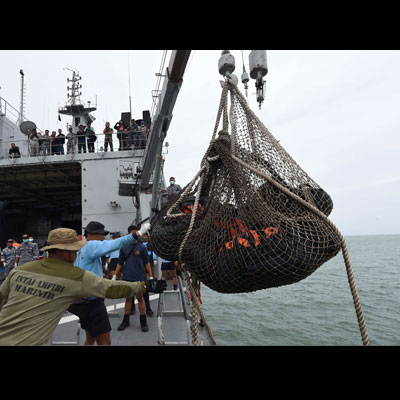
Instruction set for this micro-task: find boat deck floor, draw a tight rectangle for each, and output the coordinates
[49,279,214,346]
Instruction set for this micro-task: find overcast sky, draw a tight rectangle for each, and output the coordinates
[0,50,399,236]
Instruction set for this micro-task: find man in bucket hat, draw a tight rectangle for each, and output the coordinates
[0,227,166,346]
[68,220,153,346]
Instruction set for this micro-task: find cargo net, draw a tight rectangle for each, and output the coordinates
[150,78,341,294]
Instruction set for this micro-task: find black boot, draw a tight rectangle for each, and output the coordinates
[118,314,130,331]
[140,314,149,332]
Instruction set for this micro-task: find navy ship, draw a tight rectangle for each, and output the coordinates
[0,50,266,346]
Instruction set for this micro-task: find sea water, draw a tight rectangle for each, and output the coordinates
[199,234,400,346]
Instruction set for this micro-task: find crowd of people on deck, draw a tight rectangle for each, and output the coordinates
[8,118,151,158]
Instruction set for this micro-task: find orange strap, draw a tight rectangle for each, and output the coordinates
[219,223,278,251]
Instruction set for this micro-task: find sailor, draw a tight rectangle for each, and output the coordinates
[161,258,179,291]
[29,129,40,156]
[114,225,154,332]
[68,220,152,346]
[85,121,96,153]
[66,126,76,154]
[103,122,114,152]
[41,130,51,155]
[1,239,17,277]
[0,263,4,285]
[8,143,21,158]
[114,119,127,150]
[166,177,182,198]
[56,128,66,155]
[142,233,156,280]
[28,235,39,255]
[141,232,155,316]
[15,234,39,266]
[0,227,166,345]
[50,131,57,155]
[77,124,87,153]
[126,119,138,149]
[136,121,147,149]
[105,232,122,279]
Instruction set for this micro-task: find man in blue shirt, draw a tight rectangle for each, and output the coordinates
[114,225,153,332]
[68,220,151,345]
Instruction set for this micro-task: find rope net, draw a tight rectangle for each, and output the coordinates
[150,78,342,294]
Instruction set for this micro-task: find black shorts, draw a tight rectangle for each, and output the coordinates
[68,298,111,337]
[161,261,176,271]
[108,258,119,272]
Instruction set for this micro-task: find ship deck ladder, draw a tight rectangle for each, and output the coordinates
[157,276,192,345]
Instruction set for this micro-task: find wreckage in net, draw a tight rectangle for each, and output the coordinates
[150,78,342,294]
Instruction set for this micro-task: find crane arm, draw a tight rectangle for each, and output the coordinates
[140,50,191,189]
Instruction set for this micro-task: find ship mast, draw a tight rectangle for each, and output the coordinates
[17,69,26,125]
[66,68,82,106]
[58,68,97,131]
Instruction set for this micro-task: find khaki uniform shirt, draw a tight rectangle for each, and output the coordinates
[0,258,145,345]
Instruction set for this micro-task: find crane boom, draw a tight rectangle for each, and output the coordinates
[140,50,191,189]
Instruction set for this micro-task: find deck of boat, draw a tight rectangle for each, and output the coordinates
[49,278,214,346]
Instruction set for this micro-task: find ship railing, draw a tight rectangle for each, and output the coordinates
[0,96,45,135]
[0,97,21,123]
[0,132,149,162]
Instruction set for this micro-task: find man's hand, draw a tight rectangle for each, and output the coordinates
[145,278,167,293]
[138,222,151,237]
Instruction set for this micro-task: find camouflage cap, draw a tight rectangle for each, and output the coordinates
[41,228,87,252]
